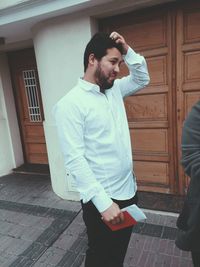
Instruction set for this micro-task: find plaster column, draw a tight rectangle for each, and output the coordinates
[32,14,97,200]
[0,53,23,176]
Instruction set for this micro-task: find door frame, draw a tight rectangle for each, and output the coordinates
[8,48,48,164]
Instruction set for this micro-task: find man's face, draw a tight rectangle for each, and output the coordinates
[94,48,123,91]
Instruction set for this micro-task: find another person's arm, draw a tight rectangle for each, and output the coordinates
[176,100,200,249]
[181,100,200,193]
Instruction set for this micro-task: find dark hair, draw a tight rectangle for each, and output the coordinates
[83,32,123,72]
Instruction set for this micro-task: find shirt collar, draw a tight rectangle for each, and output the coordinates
[78,78,100,93]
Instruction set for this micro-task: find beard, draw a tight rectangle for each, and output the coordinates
[95,63,115,92]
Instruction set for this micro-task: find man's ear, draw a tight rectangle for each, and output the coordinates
[88,53,96,66]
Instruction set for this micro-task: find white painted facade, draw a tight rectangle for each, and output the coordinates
[0,0,176,200]
[0,53,24,176]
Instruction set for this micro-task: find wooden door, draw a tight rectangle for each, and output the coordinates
[176,1,200,194]
[8,48,48,164]
[100,5,176,194]
[100,1,200,195]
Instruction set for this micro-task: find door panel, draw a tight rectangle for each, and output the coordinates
[8,48,48,164]
[100,1,200,195]
[100,6,175,194]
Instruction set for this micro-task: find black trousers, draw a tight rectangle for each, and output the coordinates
[81,193,138,267]
[192,251,200,267]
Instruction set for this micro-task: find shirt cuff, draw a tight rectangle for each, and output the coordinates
[91,191,113,213]
[123,46,144,65]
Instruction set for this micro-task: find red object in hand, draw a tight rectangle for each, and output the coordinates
[104,211,137,231]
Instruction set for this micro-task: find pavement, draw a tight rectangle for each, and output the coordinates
[0,172,193,267]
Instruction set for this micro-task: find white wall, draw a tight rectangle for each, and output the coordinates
[32,14,97,200]
[0,53,23,176]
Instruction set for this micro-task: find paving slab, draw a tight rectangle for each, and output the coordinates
[0,173,193,267]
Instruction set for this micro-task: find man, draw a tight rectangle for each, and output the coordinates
[176,100,200,267]
[54,31,150,267]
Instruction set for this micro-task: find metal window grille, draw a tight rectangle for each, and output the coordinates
[22,70,42,122]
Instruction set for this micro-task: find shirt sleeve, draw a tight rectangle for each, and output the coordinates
[53,99,113,213]
[117,46,150,98]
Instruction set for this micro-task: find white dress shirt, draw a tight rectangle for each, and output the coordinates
[54,47,150,213]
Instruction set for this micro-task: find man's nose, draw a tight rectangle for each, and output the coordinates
[114,64,120,73]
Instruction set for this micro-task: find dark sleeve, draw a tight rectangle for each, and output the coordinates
[181,100,200,193]
[176,100,200,251]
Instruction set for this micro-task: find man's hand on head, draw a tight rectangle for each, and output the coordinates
[110,32,129,55]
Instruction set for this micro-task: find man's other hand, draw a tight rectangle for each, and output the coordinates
[101,202,124,225]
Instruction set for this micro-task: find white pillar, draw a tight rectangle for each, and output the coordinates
[0,53,23,176]
[32,14,97,200]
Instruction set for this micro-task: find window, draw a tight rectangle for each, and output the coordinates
[22,70,42,122]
